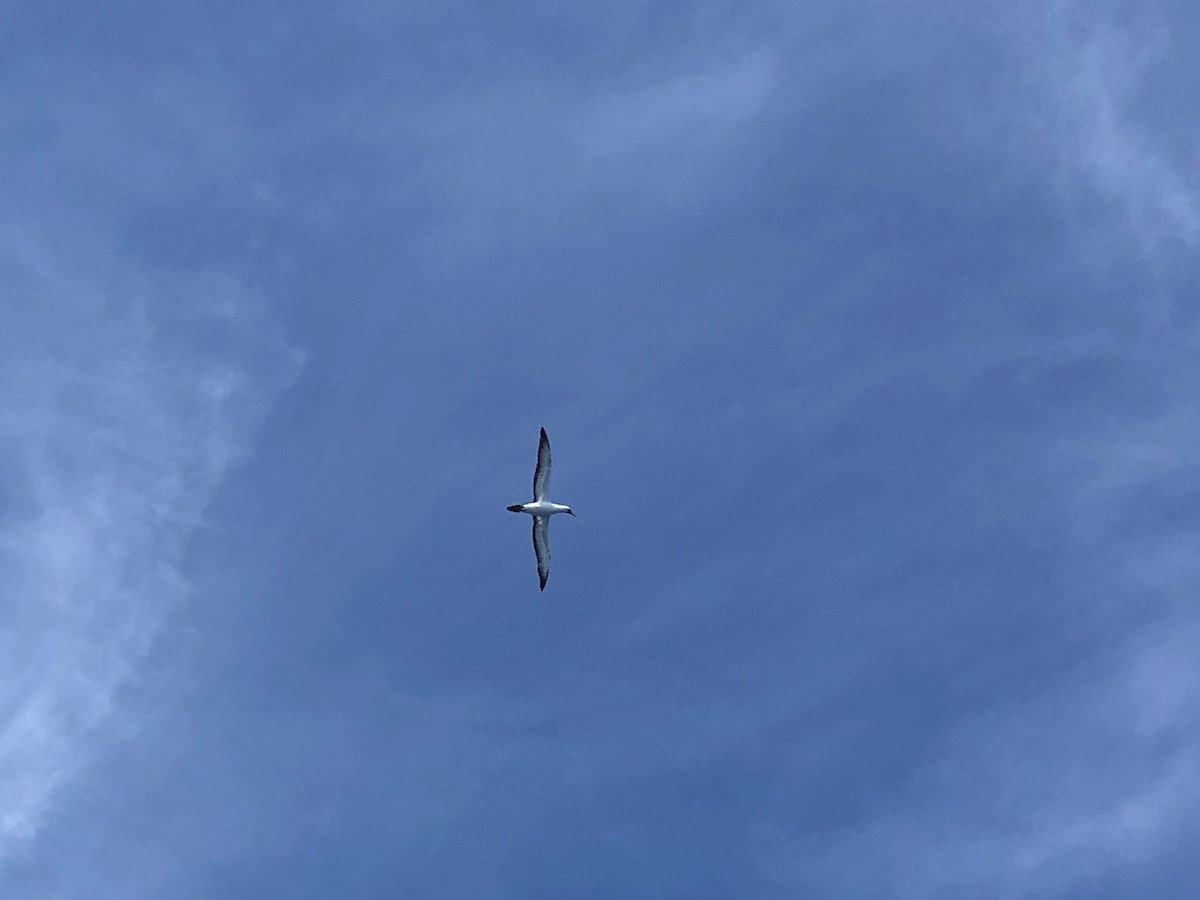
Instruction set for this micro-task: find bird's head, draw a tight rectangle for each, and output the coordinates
[565,507,576,516]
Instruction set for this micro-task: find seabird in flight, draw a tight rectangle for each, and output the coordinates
[507,427,575,590]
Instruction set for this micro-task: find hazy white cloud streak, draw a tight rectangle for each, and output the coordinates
[0,236,297,858]
[767,6,1200,895]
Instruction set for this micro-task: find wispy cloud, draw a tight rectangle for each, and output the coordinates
[0,235,298,858]
[576,46,781,157]
[344,43,782,261]
[774,617,1199,897]
[761,6,1200,895]
[1032,4,1200,270]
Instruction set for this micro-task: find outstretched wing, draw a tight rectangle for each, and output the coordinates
[532,516,551,591]
[533,427,552,501]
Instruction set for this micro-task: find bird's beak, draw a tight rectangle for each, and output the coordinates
[567,509,576,516]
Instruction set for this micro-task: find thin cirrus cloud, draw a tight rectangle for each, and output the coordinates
[0,239,299,857]
[1029,4,1200,263]
[768,7,1200,896]
[2,32,299,861]
[575,46,781,157]
[349,43,783,263]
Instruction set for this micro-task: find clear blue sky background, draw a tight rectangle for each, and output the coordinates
[3,1,1200,897]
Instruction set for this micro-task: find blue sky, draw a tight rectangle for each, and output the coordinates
[3,1,1199,897]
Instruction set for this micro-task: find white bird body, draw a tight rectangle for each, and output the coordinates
[507,428,575,590]
[512,501,572,516]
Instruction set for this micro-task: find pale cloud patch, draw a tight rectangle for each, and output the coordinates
[1025,5,1200,268]
[0,236,299,860]
[347,44,783,260]
[771,617,1200,897]
[577,46,781,158]
[758,7,1200,892]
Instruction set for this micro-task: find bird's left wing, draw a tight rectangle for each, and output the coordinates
[532,516,551,591]
[533,427,551,501]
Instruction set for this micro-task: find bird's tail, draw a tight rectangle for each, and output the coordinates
[506,504,525,513]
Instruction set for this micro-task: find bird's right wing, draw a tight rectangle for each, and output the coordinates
[533,427,552,501]
[532,516,551,591]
